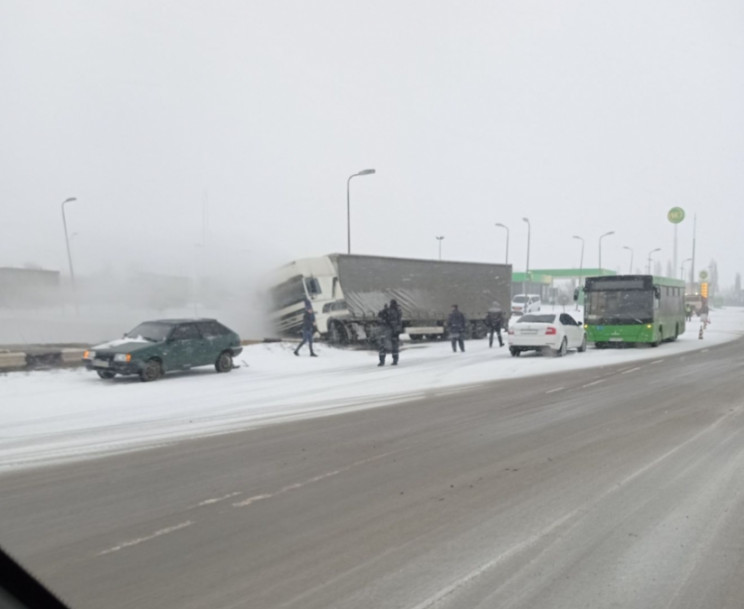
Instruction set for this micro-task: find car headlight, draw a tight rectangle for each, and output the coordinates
[114,353,132,363]
[84,350,96,360]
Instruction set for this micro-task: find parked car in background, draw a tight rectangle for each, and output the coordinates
[508,312,586,357]
[83,319,243,381]
[511,293,542,315]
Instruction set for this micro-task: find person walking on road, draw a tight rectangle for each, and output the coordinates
[377,299,403,366]
[485,301,505,348]
[294,299,318,357]
[447,304,467,353]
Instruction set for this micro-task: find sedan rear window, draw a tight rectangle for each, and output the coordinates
[518,314,555,323]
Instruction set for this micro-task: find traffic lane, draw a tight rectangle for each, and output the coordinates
[0,339,743,608]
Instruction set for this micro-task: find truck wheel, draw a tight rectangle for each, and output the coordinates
[328,320,348,345]
[139,359,162,382]
[471,321,487,340]
[215,350,233,373]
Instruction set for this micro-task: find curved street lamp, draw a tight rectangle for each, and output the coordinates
[622,246,634,274]
[346,169,376,254]
[435,235,444,260]
[494,222,509,264]
[598,231,614,273]
[61,197,78,312]
[647,247,661,274]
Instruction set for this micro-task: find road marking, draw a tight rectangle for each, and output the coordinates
[702,348,710,353]
[545,387,565,394]
[197,492,242,506]
[621,367,641,375]
[233,451,395,508]
[582,379,605,388]
[651,359,663,365]
[98,521,194,556]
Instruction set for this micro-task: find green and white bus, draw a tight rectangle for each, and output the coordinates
[581,275,686,347]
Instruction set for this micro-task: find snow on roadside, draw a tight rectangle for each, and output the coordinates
[1,307,742,471]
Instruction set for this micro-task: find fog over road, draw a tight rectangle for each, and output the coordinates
[2,338,744,609]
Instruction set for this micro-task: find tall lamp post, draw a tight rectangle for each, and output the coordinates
[680,257,692,284]
[598,231,614,273]
[647,247,661,274]
[573,235,584,311]
[622,246,634,274]
[346,168,376,254]
[61,197,78,312]
[435,235,444,260]
[522,217,531,295]
[495,222,509,264]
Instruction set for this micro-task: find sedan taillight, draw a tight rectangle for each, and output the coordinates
[545,326,557,335]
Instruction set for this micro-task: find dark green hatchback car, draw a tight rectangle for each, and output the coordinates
[83,319,243,382]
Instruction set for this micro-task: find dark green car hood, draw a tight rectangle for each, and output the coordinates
[92,338,159,354]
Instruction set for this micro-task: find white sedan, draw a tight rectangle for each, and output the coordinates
[508,312,586,357]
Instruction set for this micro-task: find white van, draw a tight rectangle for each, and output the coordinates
[511,293,542,315]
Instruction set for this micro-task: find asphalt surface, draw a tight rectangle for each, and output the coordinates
[2,338,744,609]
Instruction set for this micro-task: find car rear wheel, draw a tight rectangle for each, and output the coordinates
[509,347,520,357]
[557,338,568,357]
[96,370,116,379]
[139,359,162,382]
[215,350,233,373]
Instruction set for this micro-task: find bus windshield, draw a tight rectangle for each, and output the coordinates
[585,290,653,324]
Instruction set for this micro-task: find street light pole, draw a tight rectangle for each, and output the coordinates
[647,247,661,274]
[573,235,584,311]
[598,231,615,274]
[435,235,444,260]
[346,168,376,254]
[494,223,509,264]
[680,257,692,284]
[522,217,531,295]
[622,246,634,274]
[61,197,78,313]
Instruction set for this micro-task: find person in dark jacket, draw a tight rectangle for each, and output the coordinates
[447,304,467,352]
[377,299,403,366]
[485,301,505,348]
[294,299,318,357]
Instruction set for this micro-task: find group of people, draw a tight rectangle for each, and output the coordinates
[376,300,506,366]
[294,298,507,366]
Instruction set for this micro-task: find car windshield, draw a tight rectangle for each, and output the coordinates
[125,322,172,342]
[518,314,555,323]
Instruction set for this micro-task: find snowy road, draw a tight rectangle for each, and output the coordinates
[2,308,744,470]
[1,324,743,609]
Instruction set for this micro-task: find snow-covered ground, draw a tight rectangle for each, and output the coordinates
[2,307,743,471]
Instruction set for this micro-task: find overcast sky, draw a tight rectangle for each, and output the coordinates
[2,0,743,285]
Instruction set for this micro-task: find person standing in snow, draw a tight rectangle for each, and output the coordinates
[447,304,467,353]
[485,301,505,348]
[377,299,403,366]
[294,299,318,357]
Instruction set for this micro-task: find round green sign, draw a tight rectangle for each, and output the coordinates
[667,207,685,224]
[699,270,708,280]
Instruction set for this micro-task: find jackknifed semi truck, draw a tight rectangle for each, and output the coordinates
[267,253,512,344]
